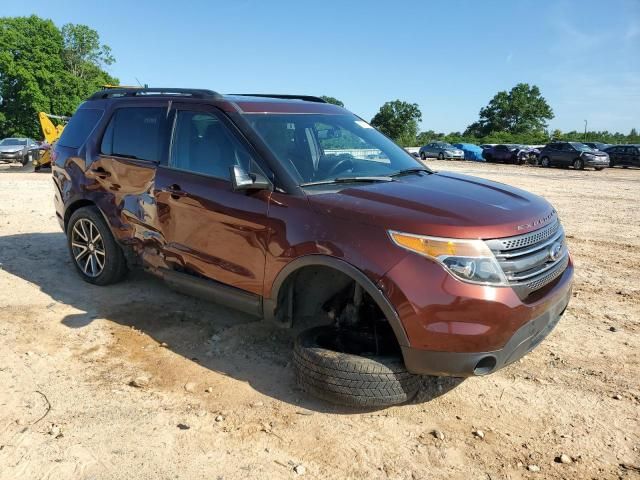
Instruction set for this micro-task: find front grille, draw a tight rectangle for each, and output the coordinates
[485,220,569,299]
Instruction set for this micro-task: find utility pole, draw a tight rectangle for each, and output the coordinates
[584,120,588,141]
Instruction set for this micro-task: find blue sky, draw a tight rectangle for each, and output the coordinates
[5,0,640,133]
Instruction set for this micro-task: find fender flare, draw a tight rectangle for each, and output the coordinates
[263,255,410,347]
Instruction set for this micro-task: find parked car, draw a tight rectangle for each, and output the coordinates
[584,142,611,151]
[483,144,532,164]
[452,143,485,161]
[538,142,609,170]
[419,142,464,160]
[605,144,640,168]
[53,88,573,407]
[0,137,38,165]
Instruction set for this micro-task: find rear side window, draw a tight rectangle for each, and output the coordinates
[57,108,103,148]
[101,107,165,162]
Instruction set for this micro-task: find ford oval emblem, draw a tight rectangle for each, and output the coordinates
[548,241,563,261]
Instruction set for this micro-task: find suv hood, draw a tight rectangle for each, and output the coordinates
[307,172,556,239]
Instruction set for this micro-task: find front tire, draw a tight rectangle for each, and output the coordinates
[293,326,421,407]
[437,152,444,160]
[67,206,128,285]
[573,158,584,170]
[420,152,426,160]
[540,157,551,168]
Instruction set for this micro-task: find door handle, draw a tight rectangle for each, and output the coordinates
[164,184,187,199]
[90,167,111,178]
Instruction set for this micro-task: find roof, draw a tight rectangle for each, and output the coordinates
[85,88,346,115]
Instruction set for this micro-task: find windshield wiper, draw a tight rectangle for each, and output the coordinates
[390,167,433,177]
[301,176,394,187]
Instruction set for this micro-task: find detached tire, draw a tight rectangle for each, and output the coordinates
[293,326,421,407]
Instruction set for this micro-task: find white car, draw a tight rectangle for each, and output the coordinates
[419,142,465,160]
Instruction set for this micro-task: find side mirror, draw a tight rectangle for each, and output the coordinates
[230,165,271,192]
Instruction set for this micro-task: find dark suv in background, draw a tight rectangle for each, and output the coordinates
[539,142,609,170]
[52,88,573,407]
[605,144,640,168]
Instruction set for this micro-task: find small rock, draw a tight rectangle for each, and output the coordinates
[527,465,540,472]
[210,334,221,342]
[160,342,169,347]
[609,326,617,332]
[215,415,224,422]
[293,464,306,475]
[48,424,62,438]
[516,462,524,468]
[205,387,213,393]
[184,382,197,392]
[177,423,190,430]
[613,394,622,400]
[431,430,445,440]
[129,376,150,388]
[251,401,264,408]
[472,429,485,439]
[556,454,572,464]
[25,351,35,357]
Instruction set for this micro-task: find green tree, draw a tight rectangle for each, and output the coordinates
[61,23,114,79]
[320,95,344,107]
[0,15,117,138]
[465,83,554,137]
[370,100,422,146]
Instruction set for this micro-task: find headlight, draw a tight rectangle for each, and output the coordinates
[388,231,507,285]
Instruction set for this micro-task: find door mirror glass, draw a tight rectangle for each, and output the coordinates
[230,165,270,191]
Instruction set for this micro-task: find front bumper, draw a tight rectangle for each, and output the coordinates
[379,251,574,377]
[583,157,609,167]
[0,151,23,162]
[401,284,571,376]
[444,152,465,159]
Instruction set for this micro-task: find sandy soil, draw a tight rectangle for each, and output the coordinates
[0,160,638,480]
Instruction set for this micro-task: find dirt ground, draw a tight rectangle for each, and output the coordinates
[0,160,638,480]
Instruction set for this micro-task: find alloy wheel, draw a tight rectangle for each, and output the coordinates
[71,218,106,277]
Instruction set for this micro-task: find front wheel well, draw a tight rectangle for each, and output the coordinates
[271,262,408,352]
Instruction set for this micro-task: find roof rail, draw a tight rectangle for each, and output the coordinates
[230,94,327,103]
[88,87,222,101]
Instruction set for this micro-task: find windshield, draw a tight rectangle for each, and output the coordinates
[570,142,594,152]
[0,138,26,146]
[244,113,428,184]
[436,143,454,149]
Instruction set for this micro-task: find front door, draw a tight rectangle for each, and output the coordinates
[154,104,271,296]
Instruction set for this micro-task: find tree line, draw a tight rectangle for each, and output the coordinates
[0,15,637,147]
[0,15,116,139]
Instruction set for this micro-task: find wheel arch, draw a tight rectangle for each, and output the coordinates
[263,255,410,347]
[64,199,99,232]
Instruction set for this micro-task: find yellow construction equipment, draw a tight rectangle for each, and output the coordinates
[34,112,69,170]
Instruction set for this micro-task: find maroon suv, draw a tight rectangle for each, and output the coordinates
[52,88,573,407]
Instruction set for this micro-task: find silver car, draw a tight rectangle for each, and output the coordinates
[419,142,465,160]
[0,137,38,165]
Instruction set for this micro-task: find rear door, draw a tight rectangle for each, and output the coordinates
[154,103,271,295]
[624,146,638,166]
[87,102,170,250]
[559,143,574,165]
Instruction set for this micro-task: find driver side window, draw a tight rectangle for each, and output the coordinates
[170,111,255,180]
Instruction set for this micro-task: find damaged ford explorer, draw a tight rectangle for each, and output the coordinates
[52,88,573,406]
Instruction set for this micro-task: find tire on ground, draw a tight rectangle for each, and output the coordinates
[293,326,421,407]
[67,206,128,286]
